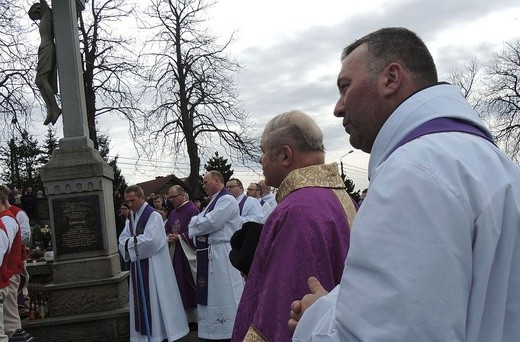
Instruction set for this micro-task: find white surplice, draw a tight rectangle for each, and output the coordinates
[293,84,520,341]
[235,194,263,225]
[188,192,244,339]
[119,203,189,342]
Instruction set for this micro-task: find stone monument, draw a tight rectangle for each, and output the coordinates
[22,0,129,340]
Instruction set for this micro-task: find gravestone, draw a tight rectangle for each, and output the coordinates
[21,0,129,340]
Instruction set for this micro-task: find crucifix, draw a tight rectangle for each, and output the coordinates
[29,0,92,149]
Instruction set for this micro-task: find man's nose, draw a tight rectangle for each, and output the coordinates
[333,97,345,117]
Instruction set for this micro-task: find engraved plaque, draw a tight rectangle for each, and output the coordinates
[35,197,50,221]
[53,194,104,254]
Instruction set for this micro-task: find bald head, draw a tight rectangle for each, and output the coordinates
[260,110,326,187]
[261,110,325,154]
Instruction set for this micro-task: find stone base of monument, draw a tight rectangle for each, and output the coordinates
[22,307,129,341]
[46,269,129,316]
[24,146,131,341]
[23,257,130,341]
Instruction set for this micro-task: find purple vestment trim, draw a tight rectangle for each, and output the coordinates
[131,204,154,335]
[238,196,247,215]
[389,117,495,157]
[196,187,231,305]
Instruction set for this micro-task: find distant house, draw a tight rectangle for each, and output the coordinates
[136,174,190,198]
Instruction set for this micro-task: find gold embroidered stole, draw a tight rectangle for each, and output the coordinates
[244,325,267,342]
[275,163,356,228]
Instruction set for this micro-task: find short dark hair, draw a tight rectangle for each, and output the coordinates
[228,178,243,188]
[342,27,437,87]
[0,185,10,205]
[125,185,144,198]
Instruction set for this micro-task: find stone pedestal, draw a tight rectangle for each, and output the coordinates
[22,308,129,342]
[22,147,129,341]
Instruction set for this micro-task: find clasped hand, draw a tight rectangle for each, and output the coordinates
[167,233,178,243]
[288,276,329,332]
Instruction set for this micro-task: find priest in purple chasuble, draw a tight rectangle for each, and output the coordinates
[164,185,199,323]
[231,111,357,342]
[119,185,189,342]
[188,171,244,340]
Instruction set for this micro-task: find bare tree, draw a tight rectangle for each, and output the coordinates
[139,0,258,196]
[484,41,520,162]
[446,59,484,111]
[78,0,141,149]
[0,2,34,137]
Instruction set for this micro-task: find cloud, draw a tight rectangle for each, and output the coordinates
[102,0,520,190]
[218,0,520,190]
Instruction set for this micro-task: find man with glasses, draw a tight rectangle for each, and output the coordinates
[246,183,261,199]
[226,179,263,226]
[165,185,199,326]
[257,179,277,223]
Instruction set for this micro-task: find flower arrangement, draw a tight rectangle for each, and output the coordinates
[31,223,52,256]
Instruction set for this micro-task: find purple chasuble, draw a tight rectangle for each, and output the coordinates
[232,187,351,341]
[196,187,231,305]
[165,201,199,310]
[129,204,155,336]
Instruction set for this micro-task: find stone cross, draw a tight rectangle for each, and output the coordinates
[51,0,93,149]
[32,3,129,341]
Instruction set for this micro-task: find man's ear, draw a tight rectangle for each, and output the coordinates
[381,63,403,97]
[281,145,293,167]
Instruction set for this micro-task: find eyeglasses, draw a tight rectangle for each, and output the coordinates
[247,188,258,191]
[226,185,239,189]
[168,194,182,199]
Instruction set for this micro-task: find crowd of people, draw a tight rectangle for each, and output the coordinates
[117,172,281,341]
[2,26,518,342]
[0,186,35,340]
[115,27,520,342]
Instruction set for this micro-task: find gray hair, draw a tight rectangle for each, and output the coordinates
[206,170,224,184]
[262,110,325,154]
[342,27,437,87]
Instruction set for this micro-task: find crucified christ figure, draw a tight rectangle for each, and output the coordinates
[29,0,62,125]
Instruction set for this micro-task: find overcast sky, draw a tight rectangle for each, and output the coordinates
[96,0,520,191]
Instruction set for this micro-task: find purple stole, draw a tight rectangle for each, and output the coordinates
[389,117,495,156]
[167,202,198,311]
[129,204,155,335]
[196,187,231,305]
[238,196,247,215]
